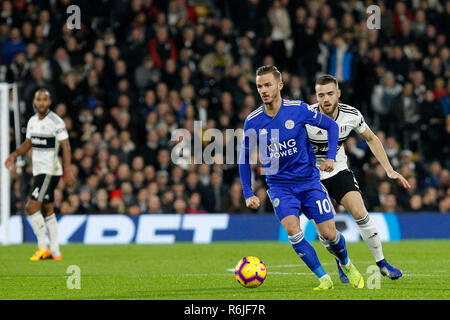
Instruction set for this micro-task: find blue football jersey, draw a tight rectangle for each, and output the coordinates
[240,99,338,199]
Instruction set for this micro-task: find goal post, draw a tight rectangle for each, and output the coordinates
[0,83,11,245]
[0,82,22,246]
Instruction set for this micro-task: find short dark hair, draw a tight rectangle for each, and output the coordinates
[315,74,339,89]
[34,88,51,98]
[256,65,282,82]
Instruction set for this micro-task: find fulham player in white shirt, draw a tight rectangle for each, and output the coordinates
[5,88,74,261]
[307,75,411,281]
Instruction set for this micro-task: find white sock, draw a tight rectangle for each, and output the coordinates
[319,274,332,281]
[356,213,384,262]
[29,211,48,250]
[44,213,61,257]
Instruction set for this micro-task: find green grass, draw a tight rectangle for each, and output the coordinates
[0,240,449,300]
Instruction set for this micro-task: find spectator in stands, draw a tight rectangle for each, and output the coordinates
[6,51,30,86]
[375,194,403,213]
[329,35,353,100]
[369,181,393,212]
[437,169,450,197]
[371,72,403,136]
[186,192,207,213]
[267,0,291,70]
[198,39,234,81]
[420,89,446,161]
[135,56,161,95]
[398,175,419,210]
[173,198,187,214]
[161,190,175,213]
[78,187,93,214]
[221,182,251,214]
[137,189,149,213]
[147,195,162,214]
[393,82,420,150]
[422,187,439,211]
[148,26,177,69]
[120,180,138,208]
[2,0,449,218]
[408,194,424,212]
[2,27,26,65]
[438,196,450,213]
[92,188,111,214]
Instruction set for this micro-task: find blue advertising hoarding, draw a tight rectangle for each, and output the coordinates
[0,213,448,245]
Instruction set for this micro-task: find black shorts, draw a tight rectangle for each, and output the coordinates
[30,174,61,203]
[321,169,361,205]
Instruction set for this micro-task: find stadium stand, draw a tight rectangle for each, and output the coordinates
[1,0,449,215]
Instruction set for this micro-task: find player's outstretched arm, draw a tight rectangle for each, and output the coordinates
[4,139,32,170]
[60,138,75,187]
[238,131,261,209]
[360,126,411,189]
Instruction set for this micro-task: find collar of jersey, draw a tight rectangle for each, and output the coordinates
[37,109,51,121]
[262,99,284,120]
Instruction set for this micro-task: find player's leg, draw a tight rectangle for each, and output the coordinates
[341,191,402,279]
[40,176,62,260]
[314,174,351,282]
[26,198,51,261]
[268,186,332,290]
[303,187,364,288]
[41,202,62,260]
[341,191,382,259]
[280,215,333,290]
[28,174,58,260]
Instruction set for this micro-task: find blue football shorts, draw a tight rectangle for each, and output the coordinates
[267,182,335,224]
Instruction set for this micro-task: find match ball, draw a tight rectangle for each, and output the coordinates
[234,256,267,288]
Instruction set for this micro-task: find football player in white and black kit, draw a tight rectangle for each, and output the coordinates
[306,74,411,281]
[5,88,74,261]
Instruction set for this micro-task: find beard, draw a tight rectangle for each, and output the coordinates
[262,92,278,106]
[320,100,338,116]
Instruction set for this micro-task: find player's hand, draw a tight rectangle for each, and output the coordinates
[386,169,411,189]
[64,170,75,187]
[245,196,260,209]
[4,155,15,170]
[319,159,335,172]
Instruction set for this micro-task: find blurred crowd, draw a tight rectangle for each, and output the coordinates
[1,0,449,215]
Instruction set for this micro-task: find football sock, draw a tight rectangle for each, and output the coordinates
[44,213,60,257]
[320,231,349,266]
[29,211,48,250]
[356,213,384,262]
[289,232,327,279]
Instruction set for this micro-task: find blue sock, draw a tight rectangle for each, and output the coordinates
[289,232,327,279]
[328,232,349,266]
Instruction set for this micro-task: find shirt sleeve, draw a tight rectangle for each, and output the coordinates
[354,110,367,134]
[238,120,255,200]
[314,113,339,160]
[299,102,323,126]
[54,119,69,141]
[26,120,31,139]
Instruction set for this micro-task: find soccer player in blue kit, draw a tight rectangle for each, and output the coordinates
[239,66,364,290]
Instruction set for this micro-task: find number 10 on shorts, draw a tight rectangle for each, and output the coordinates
[316,198,332,215]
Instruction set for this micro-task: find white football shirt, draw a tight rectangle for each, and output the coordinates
[26,110,69,176]
[306,103,367,180]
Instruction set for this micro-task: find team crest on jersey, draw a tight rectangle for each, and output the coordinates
[272,198,280,207]
[285,120,294,129]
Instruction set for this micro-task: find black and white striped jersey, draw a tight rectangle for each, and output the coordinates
[306,103,367,180]
[26,111,69,176]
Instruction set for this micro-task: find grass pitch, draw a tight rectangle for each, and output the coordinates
[0,240,449,300]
